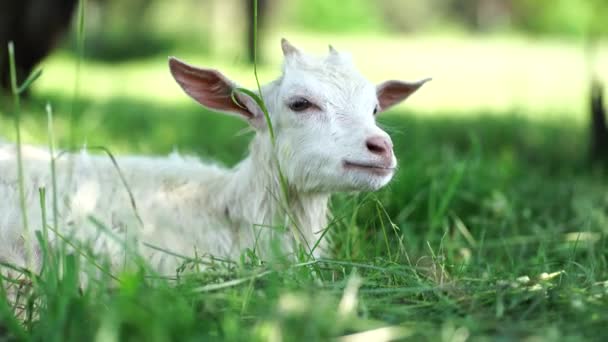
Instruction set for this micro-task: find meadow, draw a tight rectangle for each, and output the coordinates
[1,30,608,341]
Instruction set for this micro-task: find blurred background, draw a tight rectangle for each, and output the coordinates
[3,2,608,338]
[0,0,607,160]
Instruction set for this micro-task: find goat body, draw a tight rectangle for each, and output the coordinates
[0,141,328,274]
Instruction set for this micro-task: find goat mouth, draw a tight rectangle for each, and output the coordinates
[343,160,395,176]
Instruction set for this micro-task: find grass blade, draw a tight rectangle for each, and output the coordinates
[17,69,42,94]
[7,41,32,270]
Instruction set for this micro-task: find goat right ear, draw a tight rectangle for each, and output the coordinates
[376,78,431,113]
[169,57,263,123]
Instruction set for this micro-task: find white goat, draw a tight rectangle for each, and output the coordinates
[0,39,428,274]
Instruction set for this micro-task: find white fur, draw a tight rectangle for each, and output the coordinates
[0,40,423,275]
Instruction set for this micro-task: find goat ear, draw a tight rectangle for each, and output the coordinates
[169,57,263,123]
[376,78,431,113]
[281,38,300,57]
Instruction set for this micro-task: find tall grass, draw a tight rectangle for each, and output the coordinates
[69,0,87,148]
[7,42,42,270]
[234,0,313,255]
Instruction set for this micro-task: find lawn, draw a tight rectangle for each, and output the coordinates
[1,34,607,341]
[31,33,608,117]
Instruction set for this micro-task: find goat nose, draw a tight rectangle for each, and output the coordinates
[365,136,392,158]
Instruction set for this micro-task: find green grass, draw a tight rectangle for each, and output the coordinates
[1,18,608,340]
[1,91,607,340]
[31,33,608,119]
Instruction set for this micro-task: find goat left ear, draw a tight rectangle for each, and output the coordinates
[169,57,265,126]
[376,78,431,113]
[281,38,301,57]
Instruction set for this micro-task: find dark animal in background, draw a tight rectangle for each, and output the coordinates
[590,79,608,163]
[0,0,77,93]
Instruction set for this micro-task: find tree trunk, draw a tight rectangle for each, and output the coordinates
[590,80,608,162]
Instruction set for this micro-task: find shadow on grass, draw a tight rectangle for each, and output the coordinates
[1,93,590,167]
[1,93,252,166]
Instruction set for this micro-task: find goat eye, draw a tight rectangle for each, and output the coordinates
[288,98,312,112]
[373,106,379,115]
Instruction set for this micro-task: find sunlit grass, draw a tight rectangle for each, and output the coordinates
[33,33,608,121]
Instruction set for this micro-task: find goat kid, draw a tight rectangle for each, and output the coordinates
[0,39,429,274]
